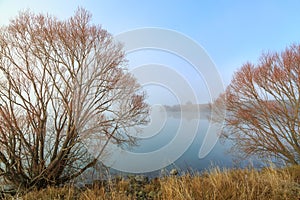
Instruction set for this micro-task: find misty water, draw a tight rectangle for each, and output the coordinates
[84,107,263,183]
[102,107,262,178]
[130,110,234,174]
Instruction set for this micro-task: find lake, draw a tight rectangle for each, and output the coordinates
[130,110,234,174]
[82,108,263,183]
[99,107,263,178]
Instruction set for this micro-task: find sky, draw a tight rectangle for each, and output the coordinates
[1,0,300,104]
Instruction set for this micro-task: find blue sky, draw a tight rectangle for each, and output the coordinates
[1,1,300,103]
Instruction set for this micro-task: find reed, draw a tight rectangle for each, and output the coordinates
[4,165,300,200]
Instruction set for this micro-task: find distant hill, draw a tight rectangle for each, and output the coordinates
[163,103,211,113]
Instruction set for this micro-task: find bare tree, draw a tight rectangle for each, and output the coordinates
[214,44,300,165]
[0,8,149,190]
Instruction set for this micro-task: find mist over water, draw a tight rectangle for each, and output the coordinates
[125,108,233,175]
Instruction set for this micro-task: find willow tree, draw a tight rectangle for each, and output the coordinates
[214,44,300,165]
[0,8,149,190]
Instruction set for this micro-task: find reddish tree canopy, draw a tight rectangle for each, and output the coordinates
[214,44,300,165]
[0,8,149,190]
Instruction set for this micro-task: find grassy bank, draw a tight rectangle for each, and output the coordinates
[4,166,300,200]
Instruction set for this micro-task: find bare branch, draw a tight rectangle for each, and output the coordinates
[0,8,149,190]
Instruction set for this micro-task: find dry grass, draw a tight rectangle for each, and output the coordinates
[160,167,300,200]
[3,166,300,200]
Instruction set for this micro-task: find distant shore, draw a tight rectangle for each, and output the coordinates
[161,104,211,120]
[163,103,211,113]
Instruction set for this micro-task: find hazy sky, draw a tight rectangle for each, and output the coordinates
[1,1,300,104]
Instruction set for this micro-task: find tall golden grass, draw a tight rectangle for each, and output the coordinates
[5,166,300,200]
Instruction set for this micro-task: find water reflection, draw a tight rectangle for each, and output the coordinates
[128,108,233,174]
[167,110,210,120]
[103,107,261,176]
